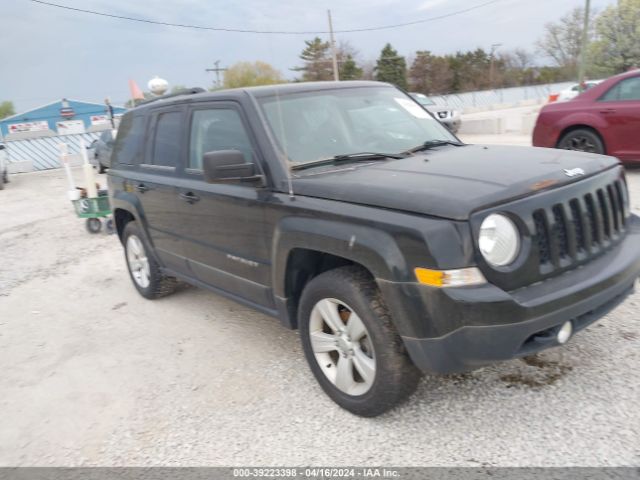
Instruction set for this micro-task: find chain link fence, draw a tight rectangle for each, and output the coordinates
[430,81,575,112]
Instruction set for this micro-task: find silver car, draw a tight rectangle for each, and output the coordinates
[410,92,461,133]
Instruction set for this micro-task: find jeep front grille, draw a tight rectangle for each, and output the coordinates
[532,179,627,270]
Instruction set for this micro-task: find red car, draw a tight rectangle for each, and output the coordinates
[533,69,640,164]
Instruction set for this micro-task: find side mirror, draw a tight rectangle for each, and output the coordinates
[202,150,263,184]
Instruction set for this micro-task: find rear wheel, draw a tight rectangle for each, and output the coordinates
[85,217,101,234]
[299,266,421,417]
[557,128,605,154]
[123,221,178,299]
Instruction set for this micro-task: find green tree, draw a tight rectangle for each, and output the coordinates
[374,44,407,89]
[294,37,333,81]
[536,7,594,76]
[589,0,640,74]
[448,49,493,92]
[339,55,363,80]
[223,61,284,88]
[0,101,15,120]
[408,51,453,94]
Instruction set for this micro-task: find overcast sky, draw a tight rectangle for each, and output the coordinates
[1,0,615,112]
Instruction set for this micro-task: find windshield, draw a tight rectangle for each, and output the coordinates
[258,86,456,166]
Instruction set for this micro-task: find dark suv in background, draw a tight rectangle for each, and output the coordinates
[109,81,640,416]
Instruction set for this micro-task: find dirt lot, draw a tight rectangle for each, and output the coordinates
[1,143,639,466]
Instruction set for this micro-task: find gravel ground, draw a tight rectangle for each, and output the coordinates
[0,149,639,467]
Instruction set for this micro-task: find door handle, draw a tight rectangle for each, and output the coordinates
[179,192,200,204]
[136,183,151,193]
[599,109,616,114]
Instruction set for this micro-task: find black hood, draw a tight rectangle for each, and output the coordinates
[291,144,619,220]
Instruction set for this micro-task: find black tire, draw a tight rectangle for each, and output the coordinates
[122,221,178,299]
[85,217,101,233]
[299,266,421,417]
[557,128,605,154]
[98,164,106,174]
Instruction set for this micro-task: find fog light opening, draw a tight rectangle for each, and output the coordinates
[557,321,573,345]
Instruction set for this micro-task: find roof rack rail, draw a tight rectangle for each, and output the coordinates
[137,87,206,106]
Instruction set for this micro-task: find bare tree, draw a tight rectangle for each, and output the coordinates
[536,7,595,74]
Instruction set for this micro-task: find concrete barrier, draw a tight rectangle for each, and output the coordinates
[521,112,539,135]
[459,118,504,135]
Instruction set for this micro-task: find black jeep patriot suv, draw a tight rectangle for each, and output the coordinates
[108,81,640,416]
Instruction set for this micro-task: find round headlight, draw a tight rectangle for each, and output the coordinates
[478,214,520,267]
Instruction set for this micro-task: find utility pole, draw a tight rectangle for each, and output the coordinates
[206,60,227,89]
[489,43,502,89]
[327,10,339,81]
[577,0,591,90]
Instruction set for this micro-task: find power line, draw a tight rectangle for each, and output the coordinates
[28,0,504,35]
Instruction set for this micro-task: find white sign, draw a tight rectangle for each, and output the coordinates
[56,120,85,135]
[394,97,430,119]
[90,115,109,126]
[7,120,50,134]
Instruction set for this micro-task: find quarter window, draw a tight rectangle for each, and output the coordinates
[150,111,182,167]
[600,76,640,101]
[113,114,145,165]
[189,109,254,170]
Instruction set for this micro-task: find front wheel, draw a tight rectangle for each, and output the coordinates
[299,266,421,417]
[85,217,101,233]
[557,128,605,154]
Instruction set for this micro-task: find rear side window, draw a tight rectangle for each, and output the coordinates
[112,114,145,165]
[600,76,640,101]
[150,111,182,167]
[188,109,254,170]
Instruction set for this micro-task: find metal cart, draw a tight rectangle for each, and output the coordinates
[71,191,114,234]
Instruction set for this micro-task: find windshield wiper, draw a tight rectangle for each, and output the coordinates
[402,139,465,155]
[290,152,404,171]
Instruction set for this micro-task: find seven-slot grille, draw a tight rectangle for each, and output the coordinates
[532,179,628,270]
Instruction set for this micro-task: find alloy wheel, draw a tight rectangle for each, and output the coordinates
[308,298,376,396]
[126,235,151,289]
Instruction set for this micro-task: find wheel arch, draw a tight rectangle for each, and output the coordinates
[272,217,408,330]
[556,124,607,153]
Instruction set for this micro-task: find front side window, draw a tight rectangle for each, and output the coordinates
[600,76,640,102]
[150,111,182,167]
[258,86,455,165]
[189,108,254,170]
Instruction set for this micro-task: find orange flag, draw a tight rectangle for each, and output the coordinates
[128,79,145,101]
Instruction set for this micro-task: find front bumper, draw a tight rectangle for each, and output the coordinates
[379,215,640,374]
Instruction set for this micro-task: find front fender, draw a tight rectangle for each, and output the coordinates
[271,216,407,298]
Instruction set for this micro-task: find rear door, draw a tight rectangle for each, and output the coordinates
[597,75,640,161]
[135,106,188,274]
[174,102,274,309]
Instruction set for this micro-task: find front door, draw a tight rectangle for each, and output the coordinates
[175,103,274,309]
